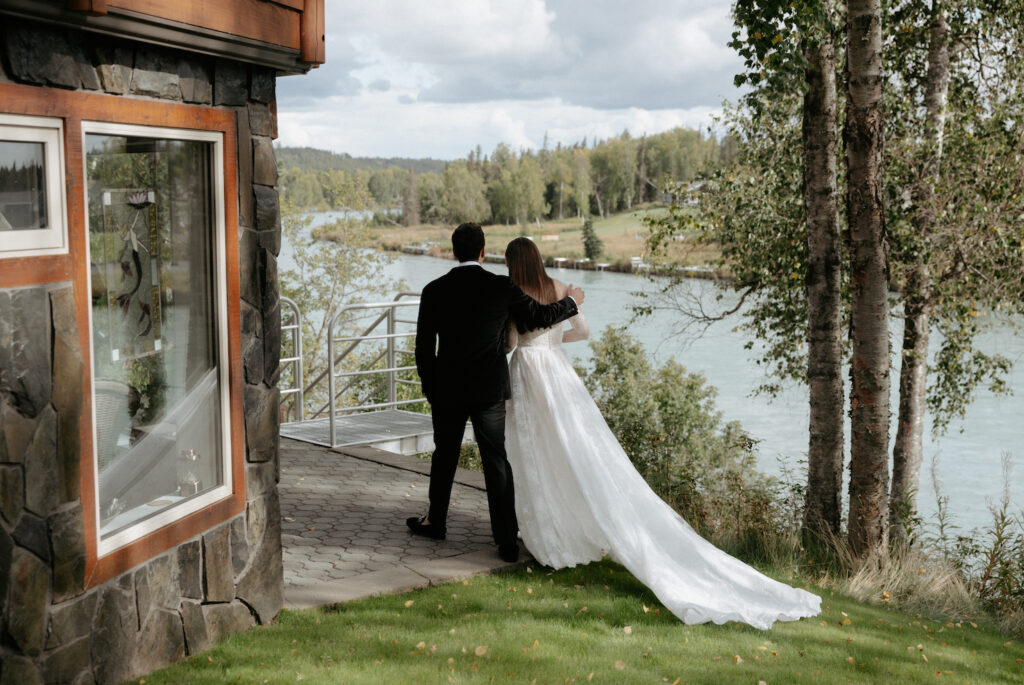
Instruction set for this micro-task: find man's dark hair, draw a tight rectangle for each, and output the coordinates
[452,222,485,262]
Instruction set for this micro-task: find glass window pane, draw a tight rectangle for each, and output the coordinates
[0,140,47,231]
[87,133,223,540]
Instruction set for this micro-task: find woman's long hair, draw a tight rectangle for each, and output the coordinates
[505,237,556,304]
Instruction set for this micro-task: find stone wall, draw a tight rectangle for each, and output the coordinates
[0,18,284,684]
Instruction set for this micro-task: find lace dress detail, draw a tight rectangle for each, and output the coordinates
[505,312,821,629]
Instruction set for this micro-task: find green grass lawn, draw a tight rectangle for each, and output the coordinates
[142,560,1022,684]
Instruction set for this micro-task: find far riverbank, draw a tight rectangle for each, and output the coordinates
[311,206,728,278]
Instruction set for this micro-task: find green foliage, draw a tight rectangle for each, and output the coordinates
[644,96,818,397]
[274,146,447,173]
[882,0,1024,434]
[581,218,603,261]
[926,456,1024,633]
[649,1,1024,424]
[279,128,724,225]
[440,161,490,224]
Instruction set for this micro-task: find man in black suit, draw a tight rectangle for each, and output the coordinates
[408,222,584,562]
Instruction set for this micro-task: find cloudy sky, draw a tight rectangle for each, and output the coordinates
[276,0,743,161]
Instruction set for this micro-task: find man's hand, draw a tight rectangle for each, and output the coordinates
[567,284,585,307]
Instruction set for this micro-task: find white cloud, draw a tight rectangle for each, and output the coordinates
[276,0,740,158]
[278,95,720,160]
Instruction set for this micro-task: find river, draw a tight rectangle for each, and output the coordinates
[282,216,1023,535]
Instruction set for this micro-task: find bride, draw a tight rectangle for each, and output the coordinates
[502,237,821,630]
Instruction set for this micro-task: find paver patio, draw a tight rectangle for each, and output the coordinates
[279,438,526,608]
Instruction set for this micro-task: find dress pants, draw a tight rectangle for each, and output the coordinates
[427,399,518,547]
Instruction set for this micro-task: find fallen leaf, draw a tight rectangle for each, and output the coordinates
[416,641,426,650]
[405,600,415,608]
[475,645,488,657]
[820,621,828,628]
[614,660,626,670]
[624,626,633,635]
[757,645,767,651]
[842,619,852,626]
[847,657,855,664]
[588,674,594,681]
[922,654,929,663]
[732,655,743,664]
[642,604,650,613]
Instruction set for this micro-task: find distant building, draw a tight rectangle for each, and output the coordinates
[0,1,324,681]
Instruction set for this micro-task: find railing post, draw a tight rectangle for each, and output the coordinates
[278,296,304,424]
[327,312,336,447]
[386,305,397,408]
[294,307,304,422]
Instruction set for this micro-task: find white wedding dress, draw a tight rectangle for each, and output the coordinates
[505,311,821,630]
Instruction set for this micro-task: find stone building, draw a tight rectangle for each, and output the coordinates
[0,1,324,682]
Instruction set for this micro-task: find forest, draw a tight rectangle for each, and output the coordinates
[276,127,734,225]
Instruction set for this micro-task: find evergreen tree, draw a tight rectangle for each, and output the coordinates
[582,218,603,261]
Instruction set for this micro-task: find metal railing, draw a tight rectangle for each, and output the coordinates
[278,293,425,434]
[324,293,424,446]
[279,296,304,422]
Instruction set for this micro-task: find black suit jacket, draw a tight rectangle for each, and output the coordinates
[415,264,578,408]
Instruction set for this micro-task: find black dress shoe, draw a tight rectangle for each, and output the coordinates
[498,543,519,563]
[406,515,446,540]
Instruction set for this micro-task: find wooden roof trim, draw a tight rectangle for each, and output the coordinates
[107,0,300,50]
[299,0,325,64]
[4,0,324,73]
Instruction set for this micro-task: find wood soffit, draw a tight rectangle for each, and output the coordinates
[1,0,326,73]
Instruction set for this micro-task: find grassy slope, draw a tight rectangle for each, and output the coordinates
[143,560,1022,684]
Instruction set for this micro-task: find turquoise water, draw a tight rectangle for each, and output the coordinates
[282,222,1023,534]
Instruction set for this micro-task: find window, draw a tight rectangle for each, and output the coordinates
[0,113,67,257]
[84,122,231,555]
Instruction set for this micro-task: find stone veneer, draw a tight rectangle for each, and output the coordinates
[0,18,285,684]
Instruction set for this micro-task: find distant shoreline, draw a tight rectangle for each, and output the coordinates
[379,241,726,281]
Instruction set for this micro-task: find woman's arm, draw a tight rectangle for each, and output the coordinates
[562,310,590,343]
[506,324,518,352]
[551,279,590,342]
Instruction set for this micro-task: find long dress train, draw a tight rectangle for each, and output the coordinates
[505,312,821,630]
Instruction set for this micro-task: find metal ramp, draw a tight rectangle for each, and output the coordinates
[280,409,440,454]
[278,294,480,455]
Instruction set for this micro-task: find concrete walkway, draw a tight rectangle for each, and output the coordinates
[279,438,528,609]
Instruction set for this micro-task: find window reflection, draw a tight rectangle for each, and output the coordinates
[0,140,47,231]
[87,133,223,540]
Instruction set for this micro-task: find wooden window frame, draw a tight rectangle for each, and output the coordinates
[0,83,245,587]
